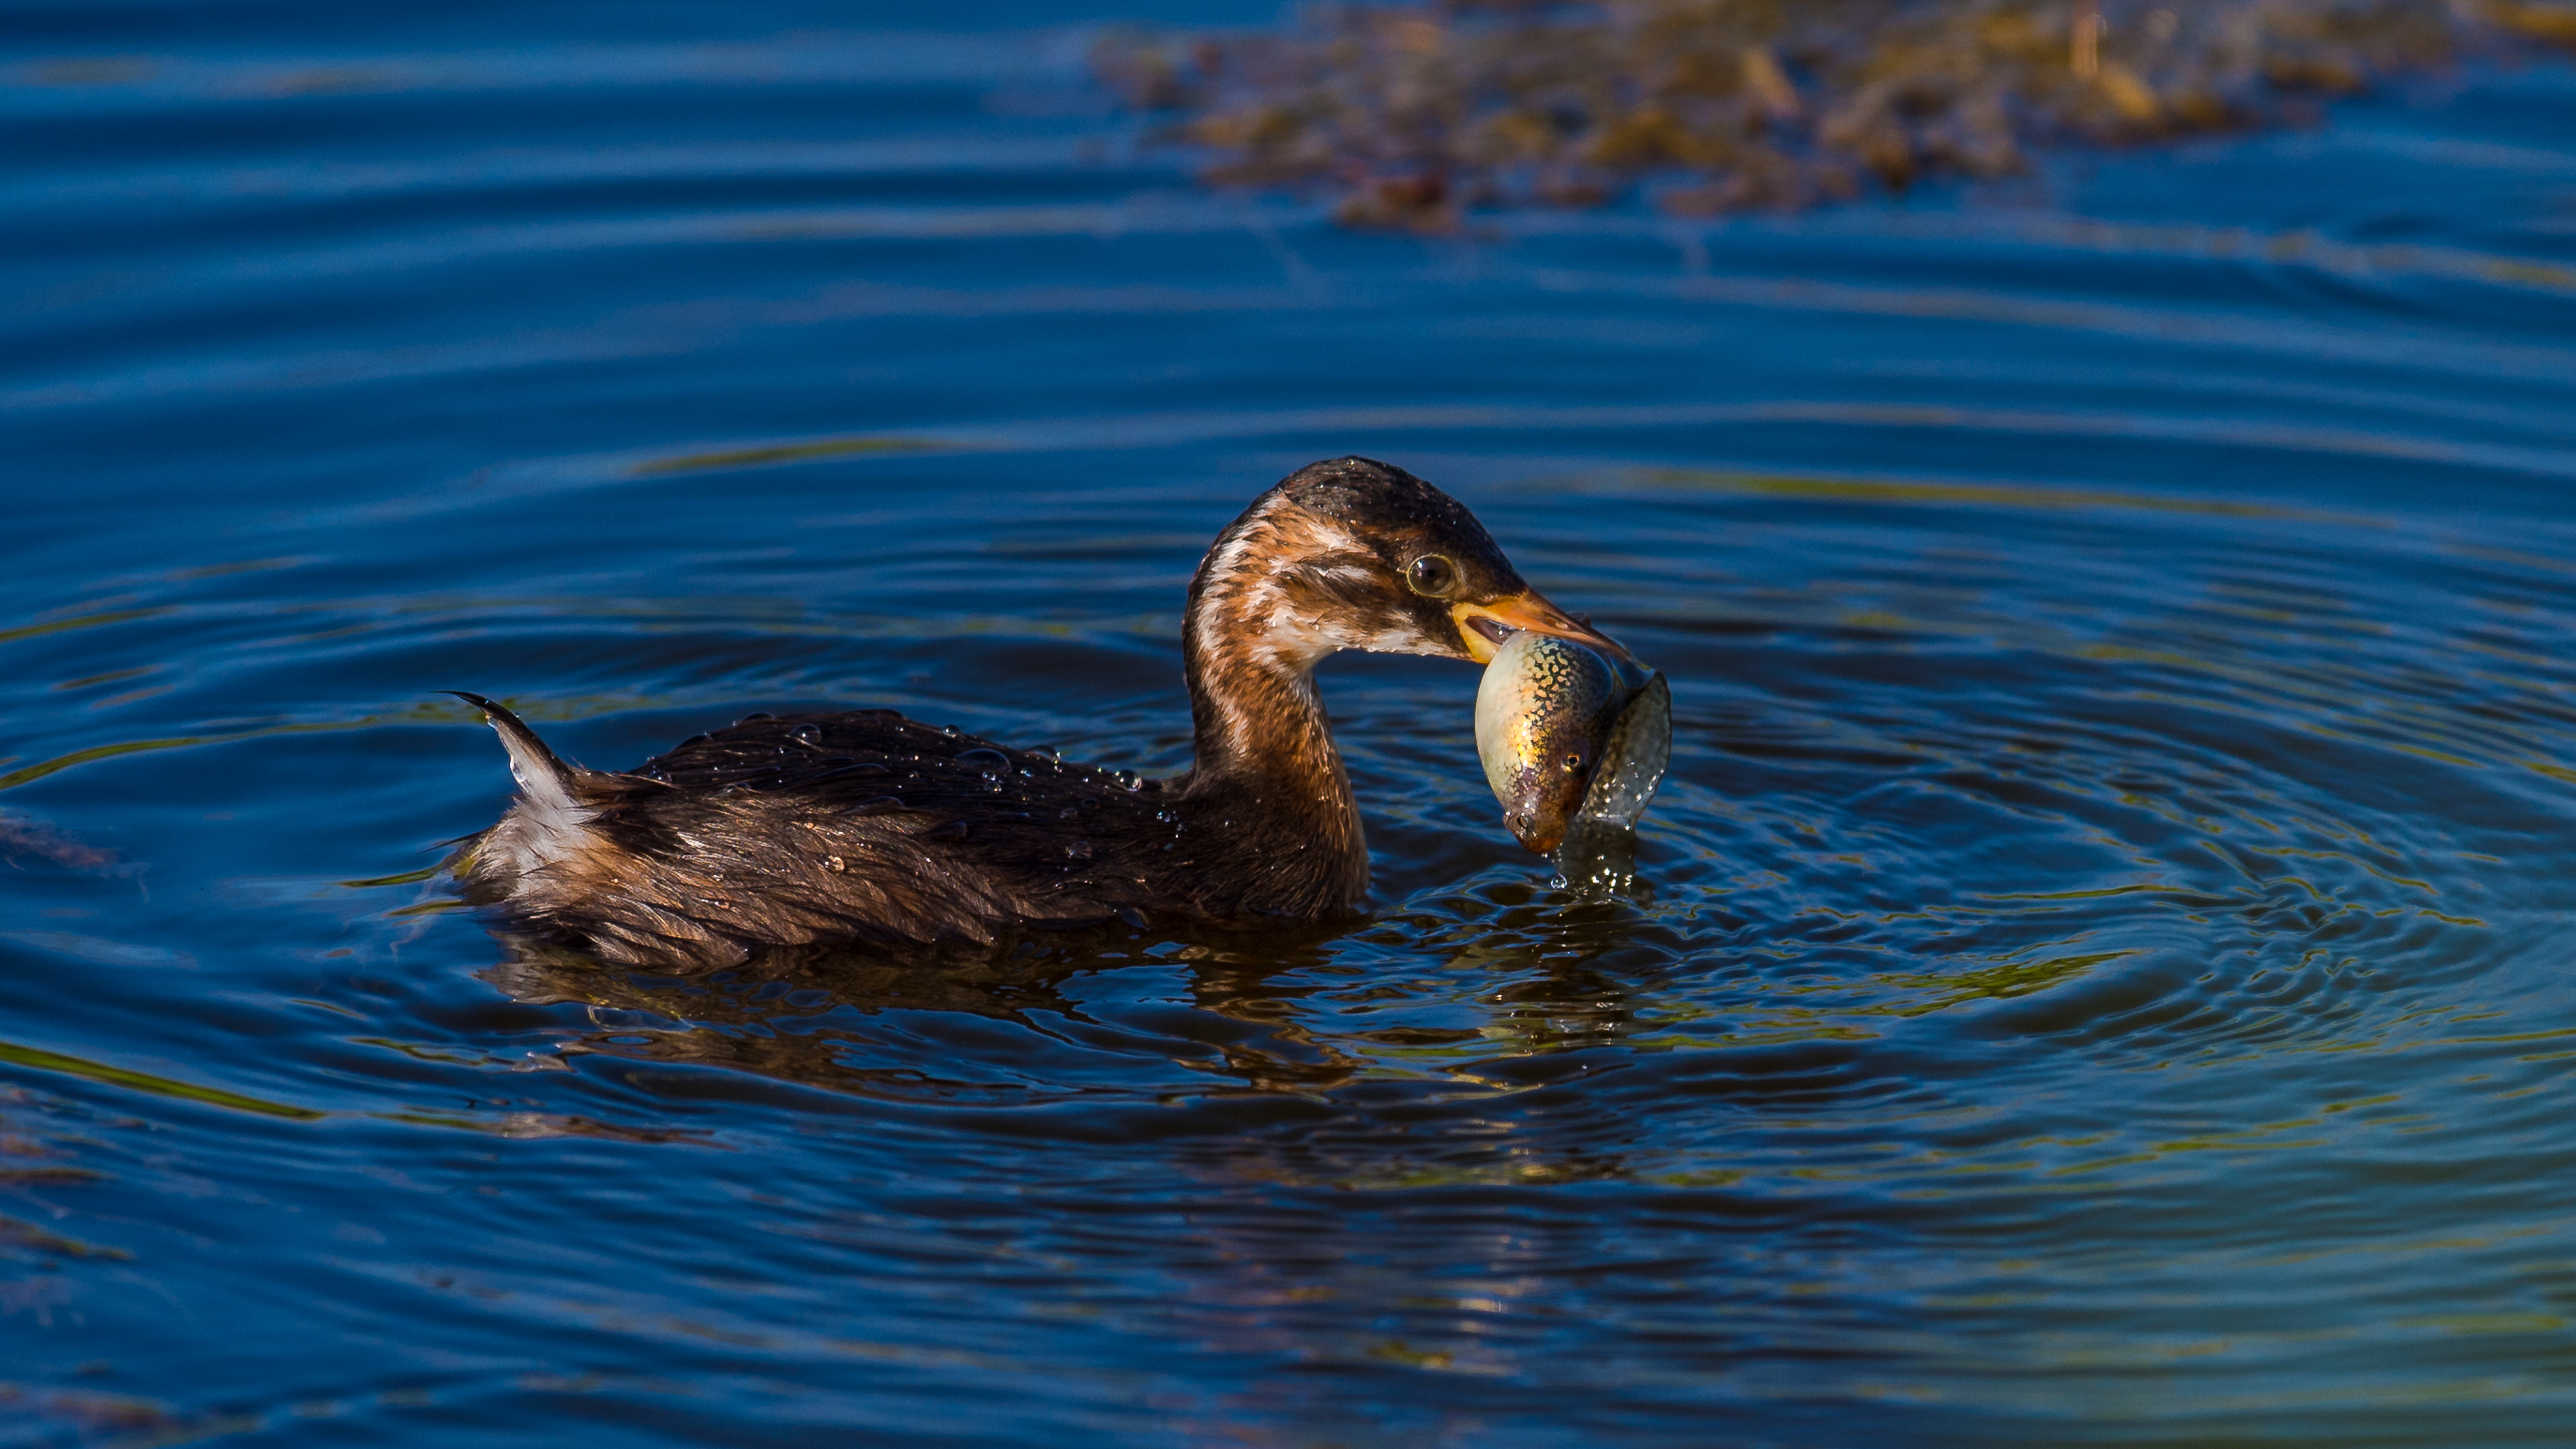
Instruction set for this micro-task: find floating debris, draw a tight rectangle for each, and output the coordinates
[0,812,116,873]
[1098,0,2576,227]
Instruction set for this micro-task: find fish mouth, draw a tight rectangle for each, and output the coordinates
[1498,745,1599,855]
[1452,590,1628,664]
[1505,802,1577,855]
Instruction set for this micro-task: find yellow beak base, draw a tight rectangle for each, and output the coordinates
[1452,592,1627,665]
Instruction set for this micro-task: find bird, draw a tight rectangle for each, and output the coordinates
[449,456,1627,969]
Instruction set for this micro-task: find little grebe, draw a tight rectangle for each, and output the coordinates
[451,457,1626,968]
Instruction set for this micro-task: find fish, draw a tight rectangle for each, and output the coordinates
[1473,630,1671,854]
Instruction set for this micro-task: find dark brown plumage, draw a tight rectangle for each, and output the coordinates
[449,457,1624,969]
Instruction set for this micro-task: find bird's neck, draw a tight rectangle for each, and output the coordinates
[1175,519,1368,906]
[1183,635,1356,820]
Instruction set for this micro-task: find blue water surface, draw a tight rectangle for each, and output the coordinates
[6,2,2576,1444]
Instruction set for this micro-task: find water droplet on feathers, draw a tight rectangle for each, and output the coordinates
[791,724,822,747]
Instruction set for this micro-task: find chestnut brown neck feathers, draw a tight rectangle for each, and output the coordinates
[1171,490,1385,918]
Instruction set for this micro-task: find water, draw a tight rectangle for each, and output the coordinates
[6,3,2576,1443]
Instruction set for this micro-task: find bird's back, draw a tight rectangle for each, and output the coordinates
[455,704,1187,969]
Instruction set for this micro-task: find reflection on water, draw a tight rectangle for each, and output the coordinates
[5,0,2576,1443]
[479,885,1689,1109]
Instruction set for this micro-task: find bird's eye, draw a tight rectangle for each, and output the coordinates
[1565,753,1585,771]
[1407,555,1459,597]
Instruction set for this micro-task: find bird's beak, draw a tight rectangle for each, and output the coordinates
[1452,591,1629,665]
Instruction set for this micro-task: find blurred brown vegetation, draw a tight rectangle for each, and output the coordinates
[1097,0,2576,227]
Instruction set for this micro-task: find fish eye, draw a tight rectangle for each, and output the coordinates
[1406,554,1458,598]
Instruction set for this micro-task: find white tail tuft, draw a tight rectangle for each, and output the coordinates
[451,692,598,882]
